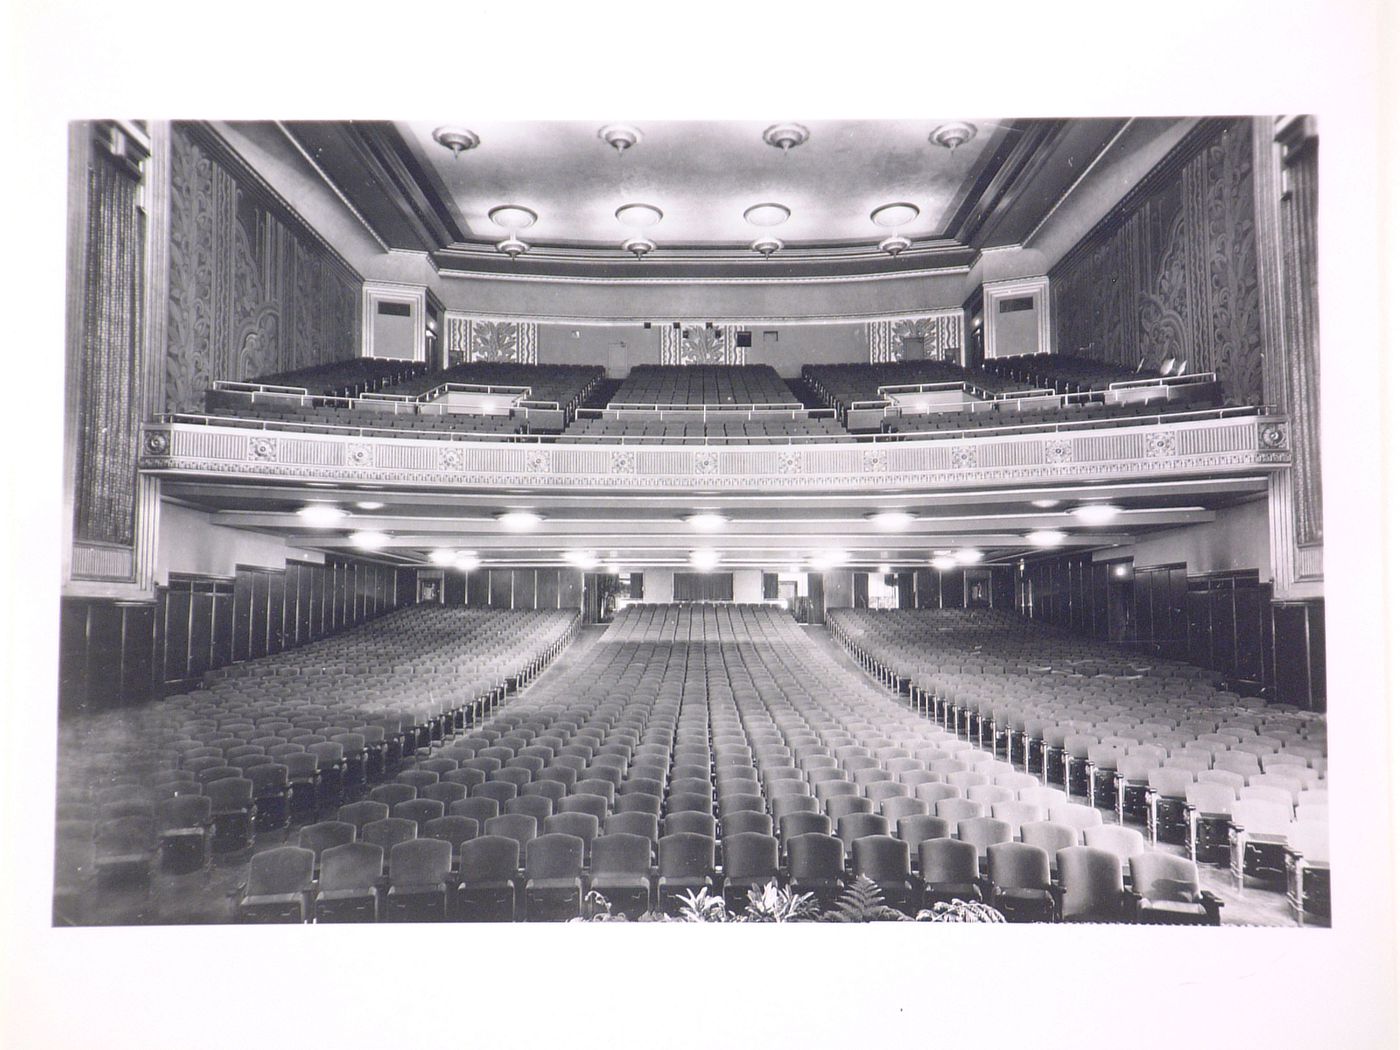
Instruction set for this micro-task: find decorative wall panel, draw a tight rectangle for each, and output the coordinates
[659,324,746,365]
[867,310,963,363]
[165,125,361,414]
[1051,119,1263,406]
[444,316,539,364]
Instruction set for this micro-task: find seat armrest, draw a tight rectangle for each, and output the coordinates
[1198,889,1224,924]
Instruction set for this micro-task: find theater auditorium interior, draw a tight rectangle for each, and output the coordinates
[6,6,1396,1045]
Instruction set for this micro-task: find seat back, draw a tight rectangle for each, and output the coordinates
[319,842,384,892]
[853,835,910,882]
[987,841,1051,890]
[722,832,779,880]
[422,816,478,851]
[1127,852,1201,904]
[361,817,417,852]
[526,833,585,879]
[1057,846,1125,921]
[389,838,453,888]
[459,835,520,881]
[659,831,716,878]
[298,821,356,858]
[247,846,314,896]
[919,838,979,884]
[590,833,651,875]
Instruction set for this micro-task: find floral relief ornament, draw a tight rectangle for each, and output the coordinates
[777,449,803,475]
[1044,438,1073,464]
[438,445,465,471]
[1143,431,1178,459]
[346,443,373,467]
[248,436,279,462]
[144,431,170,456]
[862,449,887,473]
[694,450,720,475]
[949,446,977,470]
[610,450,637,475]
[525,449,550,473]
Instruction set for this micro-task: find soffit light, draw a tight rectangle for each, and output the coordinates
[690,549,721,572]
[606,562,621,575]
[432,126,480,158]
[488,205,538,231]
[686,512,727,532]
[354,501,385,510]
[929,122,978,151]
[869,509,915,531]
[809,549,849,571]
[495,236,530,260]
[622,237,656,260]
[455,554,481,572]
[744,202,791,227]
[870,202,920,228]
[930,555,957,571]
[954,548,984,565]
[787,564,802,574]
[752,237,783,259]
[350,530,390,550]
[615,203,663,228]
[762,123,810,153]
[879,235,912,257]
[565,550,600,569]
[298,504,346,527]
[598,124,642,154]
[1071,503,1122,525]
[1030,499,1062,509]
[429,549,457,566]
[877,563,893,575]
[498,510,543,531]
[1026,529,1068,547]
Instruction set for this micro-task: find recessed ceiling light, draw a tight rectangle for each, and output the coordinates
[354,500,385,510]
[879,235,912,257]
[297,504,345,527]
[495,236,529,260]
[1113,563,1131,578]
[686,512,727,532]
[929,122,978,151]
[1026,529,1068,547]
[930,555,957,571]
[615,203,663,228]
[598,124,641,153]
[870,202,920,228]
[455,554,481,572]
[349,530,390,550]
[498,510,543,532]
[488,205,538,231]
[809,549,849,571]
[432,126,480,158]
[762,123,810,153]
[744,202,791,227]
[1072,504,1122,525]
[429,549,457,566]
[690,549,721,572]
[868,509,915,531]
[564,550,599,569]
[954,549,984,564]
[1031,499,1062,509]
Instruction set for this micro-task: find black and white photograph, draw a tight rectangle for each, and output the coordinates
[3,2,1395,1048]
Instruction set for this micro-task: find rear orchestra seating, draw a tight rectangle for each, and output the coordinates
[53,601,1319,925]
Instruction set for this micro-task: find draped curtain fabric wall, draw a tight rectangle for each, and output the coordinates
[164,124,361,414]
[1049,119,1264,406]
[74,144,145,546]
[673,572,735,602]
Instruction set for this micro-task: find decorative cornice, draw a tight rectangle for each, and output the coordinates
[140,415,1290,495]
[436,264,972,288]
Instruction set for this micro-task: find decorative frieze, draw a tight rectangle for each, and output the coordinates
[141,414,1291,493]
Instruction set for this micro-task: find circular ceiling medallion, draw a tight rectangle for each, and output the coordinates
[615,203,663,228]
[929,121,978,151]
[762,123,810,153]
[495,236,530,260]
[879,234,912,257]
[488,204,538,231]
[598,124,641,153]
[870,202,920,227]
[622,237,656,260]
[432,126,480,157]
[751,237,784,258]
[743,202,791,227]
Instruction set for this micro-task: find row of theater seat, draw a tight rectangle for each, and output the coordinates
[51,607,579,924]
[801,360,1040,412]
[829,607,1330,925]
[610,365,797,407]
[980,353,1146,394]
[562,416,853,444]
[380,362,604,412]
[249,358,431,398]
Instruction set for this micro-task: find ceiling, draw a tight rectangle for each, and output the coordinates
[162,474,1269,573]
[276,117,1138,278]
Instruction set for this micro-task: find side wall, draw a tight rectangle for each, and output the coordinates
[1049,118,1264,406]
